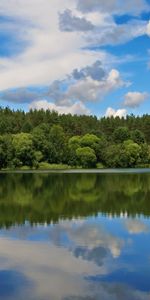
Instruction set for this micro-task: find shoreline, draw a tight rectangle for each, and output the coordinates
[0,168,150,174]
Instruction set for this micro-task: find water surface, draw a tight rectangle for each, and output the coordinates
[0,172,150,300]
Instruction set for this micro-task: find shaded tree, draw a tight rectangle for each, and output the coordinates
[113,126,130,143]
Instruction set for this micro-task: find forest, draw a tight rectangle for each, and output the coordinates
[0,107,150,169]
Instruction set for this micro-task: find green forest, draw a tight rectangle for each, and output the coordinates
[0,107,150,169]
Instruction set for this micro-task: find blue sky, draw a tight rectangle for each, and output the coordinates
[0,0,150,117]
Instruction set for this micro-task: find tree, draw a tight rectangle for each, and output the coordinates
[80,133,107,164]
[76,147,97,168]
[21,121,33,133]
[113,127,130,143]
[32,125,50,160]
[68,136,81,166]
[103,145,121,168]
[123,140,142,167]
[0,135,13,169]
[80,134,100,148]
[12,133,35,167]
[68,136,81,151]
[139,144,150,165]
[131,129,145,144]
[48,125,66,163]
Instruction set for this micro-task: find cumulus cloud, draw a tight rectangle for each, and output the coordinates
[0,59,127,115]
[31,65,126,111]
[123,92,148,108]
[59,9,94,32]
[66,69,125,103]
[72,60,106,81]
[105,107,127,118]
[46,60,106,105]
[29,100,90,115]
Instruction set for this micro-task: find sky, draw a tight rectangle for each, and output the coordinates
[0,0,150,117]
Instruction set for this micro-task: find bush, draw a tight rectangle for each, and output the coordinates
[96,163,105,169]
[38,162,71,170]
[20,166,31,170]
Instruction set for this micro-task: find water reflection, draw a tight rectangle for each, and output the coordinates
[0,173,150,227]
[0,173,150,299]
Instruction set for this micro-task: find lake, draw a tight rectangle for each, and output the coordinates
[0,171,150,300]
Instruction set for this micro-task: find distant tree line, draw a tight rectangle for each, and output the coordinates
[0,107,150,169]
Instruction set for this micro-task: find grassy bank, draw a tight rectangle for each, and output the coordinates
[1,162,150,172]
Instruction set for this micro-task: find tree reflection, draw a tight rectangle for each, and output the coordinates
[0,172,150,227]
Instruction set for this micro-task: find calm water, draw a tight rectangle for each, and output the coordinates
[0,172,150,300]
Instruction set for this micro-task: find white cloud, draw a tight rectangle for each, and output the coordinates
[59,9,95,32]
[0,0,109,92]
[76,0,149,15]
[0,238,99,300]
[86,20,148,46]
[124,219,148,234]
[0,0,149,117]
[66,69,125,103]
[124,92,148,108]
[106,107,127,118]
[0,62,127,115]
[0,0,148,95]
[146,20,150,36]
[65,223,124,258]
[0,40,105,91]
[1,236,149,300]
[29,100,90,115]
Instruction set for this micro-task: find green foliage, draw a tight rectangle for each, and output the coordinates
[12,133,35,167]
[0,107,149,169]
[34,151,43,163]
[21,121,33,133]
[80,134,100,147]
[131,129,145,144]
[76,147,97,168]
[96,162,104,169]
[48,125,67,164]
[113,126,130,143]
[123,140,142,167]
[38,162,71,170]
[68,136,81,150]
[20,166,31,170]
[0,135,13,169]
[104,145,121,168]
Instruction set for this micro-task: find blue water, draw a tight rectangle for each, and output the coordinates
[0,172,150,300]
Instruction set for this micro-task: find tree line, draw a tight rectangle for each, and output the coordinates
[0,107,150,169]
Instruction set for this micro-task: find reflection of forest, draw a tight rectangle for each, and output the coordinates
[0,173,150,227]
